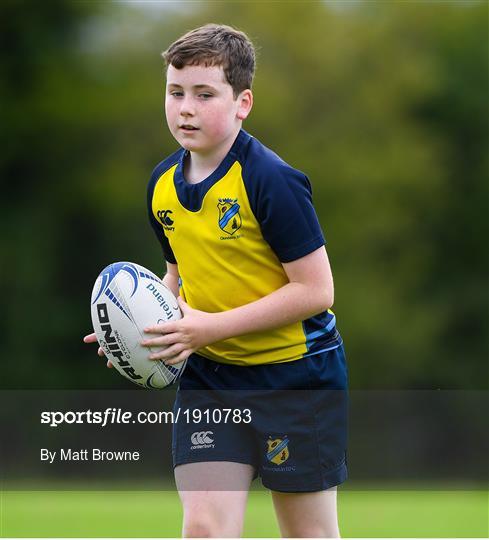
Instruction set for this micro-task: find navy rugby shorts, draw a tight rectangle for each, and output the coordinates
[171,345,348,493]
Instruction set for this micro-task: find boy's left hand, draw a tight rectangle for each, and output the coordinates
[141,297,214,365]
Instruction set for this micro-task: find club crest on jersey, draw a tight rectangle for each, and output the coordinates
[218,198,242,236]
[266,436,290,465]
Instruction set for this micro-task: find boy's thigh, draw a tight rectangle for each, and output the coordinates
[175,462,254,536]
[271,487,340,537]
[174,460,255,491]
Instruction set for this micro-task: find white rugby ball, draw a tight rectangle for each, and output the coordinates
[90,261,185,389]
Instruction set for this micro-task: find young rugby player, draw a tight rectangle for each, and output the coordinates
[86,24,347,537]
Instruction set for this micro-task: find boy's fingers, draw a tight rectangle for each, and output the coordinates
[165,350,188,366]
[149,343,184,361]
[83,331,108,363]
[83,333,98,343]
[141,333,179,348]
[144,322,178,335]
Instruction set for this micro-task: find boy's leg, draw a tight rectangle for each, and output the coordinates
[271,487,340,538]
[175,461,255,538]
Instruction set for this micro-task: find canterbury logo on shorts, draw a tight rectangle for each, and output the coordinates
[190,431,215,449]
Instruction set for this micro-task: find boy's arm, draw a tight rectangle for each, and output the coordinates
[142,246,334,365]
[162,261,180,298]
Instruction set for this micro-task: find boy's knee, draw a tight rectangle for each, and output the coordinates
[183,511,241,538]
[183,513,217,538]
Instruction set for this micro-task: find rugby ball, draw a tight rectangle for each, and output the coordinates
[90,261,185,389]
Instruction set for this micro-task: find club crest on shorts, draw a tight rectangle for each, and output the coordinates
[266,436,290,465]
[218,198,242,235]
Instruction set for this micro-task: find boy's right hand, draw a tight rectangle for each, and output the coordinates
[83,332,113,368]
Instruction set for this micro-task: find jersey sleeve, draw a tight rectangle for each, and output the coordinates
[243,156,325,263]
[147,167,177,264]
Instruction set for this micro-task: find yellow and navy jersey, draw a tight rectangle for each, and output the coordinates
[147,129,342,366]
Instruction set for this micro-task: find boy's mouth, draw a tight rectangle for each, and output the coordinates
[180,124,199,131]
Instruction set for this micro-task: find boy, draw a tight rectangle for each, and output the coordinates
[85,24,347,537]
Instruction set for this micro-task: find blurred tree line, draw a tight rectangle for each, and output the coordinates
[0,0,487,389]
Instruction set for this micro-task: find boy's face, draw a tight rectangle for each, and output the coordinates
[165,64,252,155]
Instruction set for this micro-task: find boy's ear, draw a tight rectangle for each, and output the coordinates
[237,89,253,121]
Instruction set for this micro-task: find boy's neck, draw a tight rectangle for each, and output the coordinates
[183,127,241,185]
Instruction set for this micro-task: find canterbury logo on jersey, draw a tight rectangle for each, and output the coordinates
[157,209,175,231]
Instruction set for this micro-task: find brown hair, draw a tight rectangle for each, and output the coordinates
[162,24,255,98]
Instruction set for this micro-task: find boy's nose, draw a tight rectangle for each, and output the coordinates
[179,97,195,116]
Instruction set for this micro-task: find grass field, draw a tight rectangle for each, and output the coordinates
[1,488,487,537]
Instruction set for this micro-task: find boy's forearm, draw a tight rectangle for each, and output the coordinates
[162,272,180,299]
[206,282,331,344]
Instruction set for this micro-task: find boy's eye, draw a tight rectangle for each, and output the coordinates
[199,93,213,99]
[169,91,183,97]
